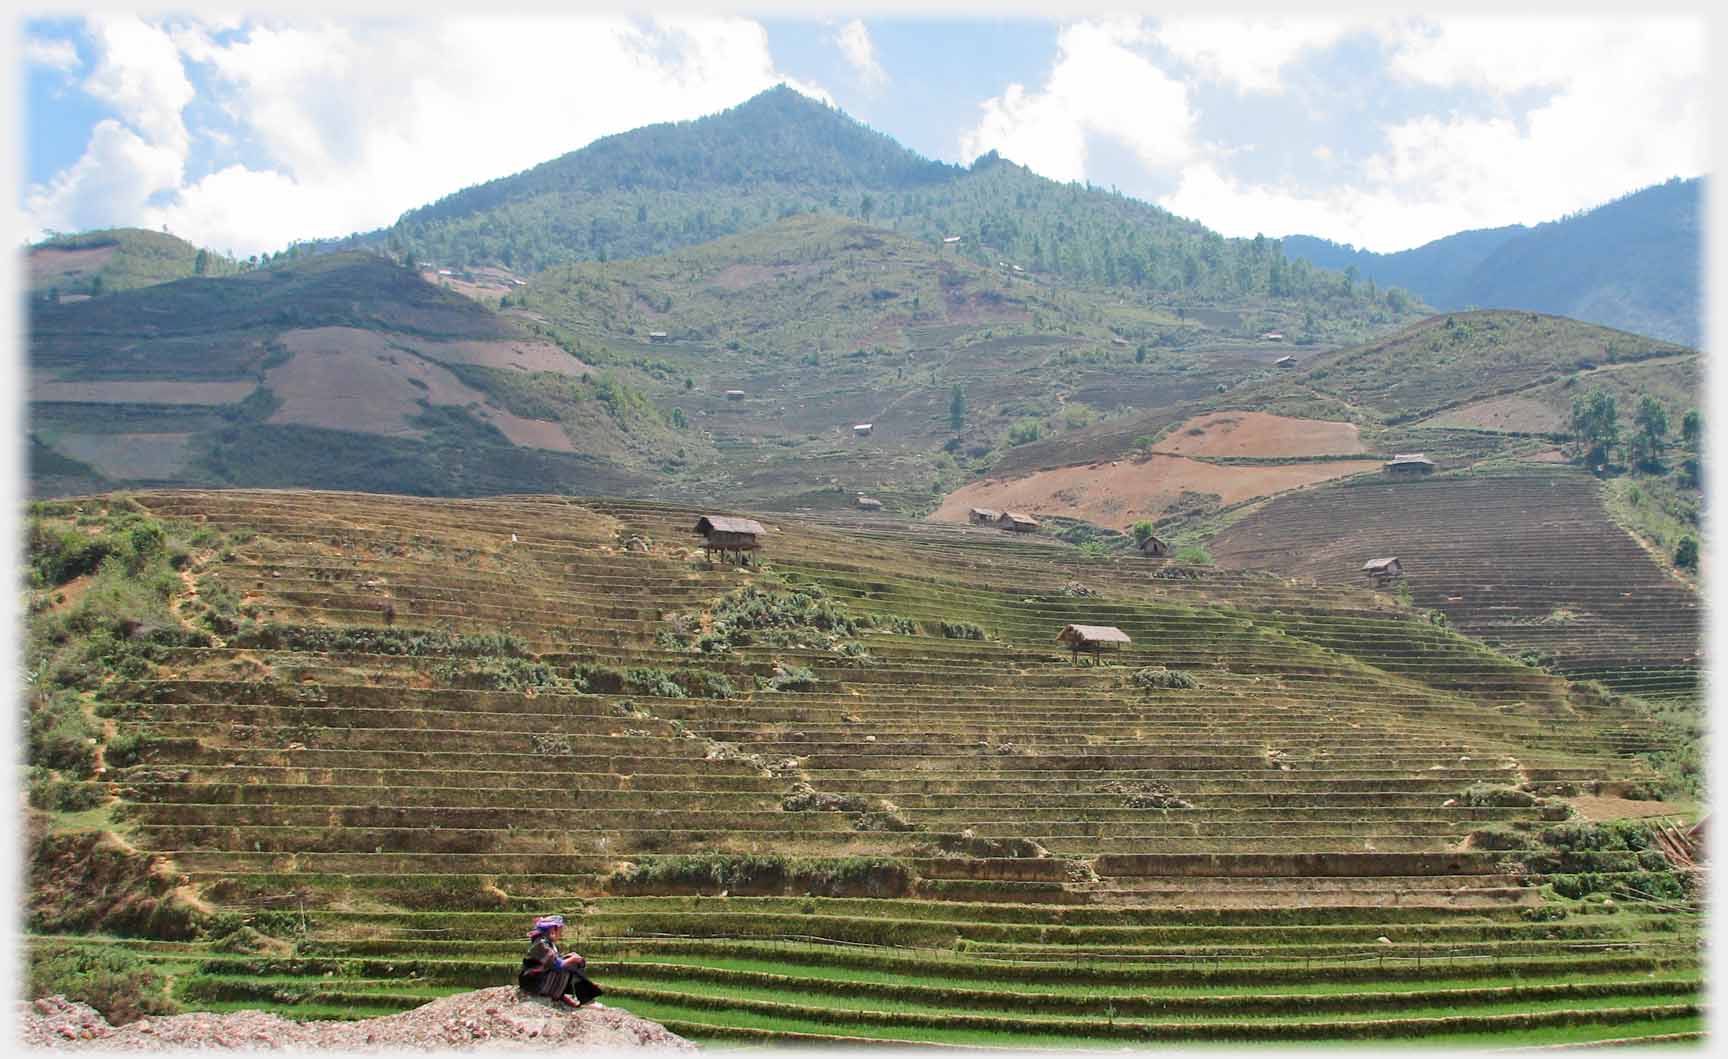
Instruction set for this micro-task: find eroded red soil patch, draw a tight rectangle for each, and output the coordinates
[932,453,1381,531]
[1564,794,1685,823]
[1155,411,1365,458]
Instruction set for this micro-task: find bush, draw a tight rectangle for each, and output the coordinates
[761,665,819,692]
[26,768,108,812]
[27,943,179,1026]
[1132,667,1199,690]
[1459,784,1539,808]
[938,621,986,640]
[1674,535,1699,571]
[27,690,98,774]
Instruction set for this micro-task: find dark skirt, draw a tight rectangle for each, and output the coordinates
[521,965,604,1005]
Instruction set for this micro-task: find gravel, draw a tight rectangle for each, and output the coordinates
[20,988,700,1053]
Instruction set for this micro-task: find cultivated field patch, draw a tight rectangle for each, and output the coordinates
[931,454,1382,530]
[1155,411,1366,458]
[29,244,118,286]
[47,433,194,480]
[1417,395,1567,434]
[266,328,577,452]
[30,377,257,405]
[401,336,593,377]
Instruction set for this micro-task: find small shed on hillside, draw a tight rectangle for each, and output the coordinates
[1057,624,1132,664]
[1362,557,1403,585]
[725,389,746,401]
[1385,453,1435,475]
[969,507,1001,526]
[694,515,766,564]
[1274,354,1297,368]
[999,511,1040,533]
[1139,534,1173,559]
[648,331,669,342]
[855,496,883,511]
[853,423,874,437]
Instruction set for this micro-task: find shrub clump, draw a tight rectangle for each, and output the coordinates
[1132,667,1199,690]
[661,583,883,661]
[235,624,529,658]
[760,664,819,692]
[608,853,912,897]
[1459,783,1540,808]
[937,621,987,640]
[27,943,179,1026]
[572,663,735,698]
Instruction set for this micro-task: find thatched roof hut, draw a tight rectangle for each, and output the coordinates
[855,496,884,511]
[1057,624,1131,663]
[1362,556,1403,583]
[694,515,765,559]
[999,511,1040,533]
[1139,534,1172,558]
[968,507,1001,525]
[853,423,874,437]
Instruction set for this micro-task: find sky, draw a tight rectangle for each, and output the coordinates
[9,9,1716,260]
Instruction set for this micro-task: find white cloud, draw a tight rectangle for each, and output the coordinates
[1154,15,1375,94]
[24,119,185,235]
[834,19,887,90]
[959,19,1196,184]
[24,36,80,73]
[26,14,830,256]
[1166,14,1706,251]
[80,15,194,157]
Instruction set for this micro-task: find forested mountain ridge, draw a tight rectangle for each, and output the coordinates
[1280,177,1703,346]
[359,86,1420,312]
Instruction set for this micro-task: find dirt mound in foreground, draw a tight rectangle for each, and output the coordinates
[21,988,697,1052]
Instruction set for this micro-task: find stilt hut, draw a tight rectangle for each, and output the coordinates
[999,511,1040,533]
[694,515,765,565]
[1362,556,1403,586]
[855,496,884,511]
[968,507,1001,526]
[1057,624,1131,665]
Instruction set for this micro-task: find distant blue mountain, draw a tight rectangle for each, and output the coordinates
[1280,177,1702,347]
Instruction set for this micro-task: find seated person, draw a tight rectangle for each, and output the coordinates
[519,914,604,1009]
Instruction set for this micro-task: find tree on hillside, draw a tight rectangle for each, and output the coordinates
[1569,387,1619,467]
[1681,409,1702,451]
[193,249,209,276]
[949,384,967,430]
[1130,520,1158,546]
[1628,394,1669,471]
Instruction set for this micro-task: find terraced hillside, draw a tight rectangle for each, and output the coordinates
[1208,466,1701,703]
[24,491,1702,1047]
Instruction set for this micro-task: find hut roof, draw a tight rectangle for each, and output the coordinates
[1139,534,1170,551]
[970,507,1001,519]
[1388,453,1434,465]
[1058,624,1132,646]
[1001,511,1039,526]
[1362,557,1400,572]
[694,515,766,537]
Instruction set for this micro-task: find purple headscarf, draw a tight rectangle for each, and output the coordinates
[529,914,565,939]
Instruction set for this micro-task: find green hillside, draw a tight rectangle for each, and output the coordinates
[28,228,244,299]
[372,86,1423,315]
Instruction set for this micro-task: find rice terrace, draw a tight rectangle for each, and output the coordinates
[18,59,1709,1055]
